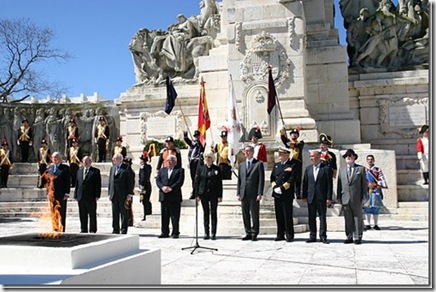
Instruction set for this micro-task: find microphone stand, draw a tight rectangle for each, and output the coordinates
[182,153,218,254]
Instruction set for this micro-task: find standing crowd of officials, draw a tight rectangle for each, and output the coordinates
[2,117,400,245]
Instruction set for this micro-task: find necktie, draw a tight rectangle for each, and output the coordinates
[84,168,88,180]
[54,165,57,173]
[314,165,318,180]
[347,166,352,179]
[247,161,251,171]
[115,165,120,175]
[168,168,173,179]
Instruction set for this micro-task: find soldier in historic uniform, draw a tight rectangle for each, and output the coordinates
[156,136,182,172]
[248,126,267,168]
[319,133,337,178]
[17,118,33,162]
[184,130,204,199]
[94,116,110,162]
[280,127,304,199]
[67,138,83,188]
[112,135,127,158]
[0,140,13,188]
[37,139,52,188]
[212,130,232,180]
[66,118,79,151]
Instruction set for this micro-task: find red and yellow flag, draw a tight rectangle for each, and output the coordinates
[197,79,211,147]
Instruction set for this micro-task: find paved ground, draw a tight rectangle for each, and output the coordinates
[0,215,430,289]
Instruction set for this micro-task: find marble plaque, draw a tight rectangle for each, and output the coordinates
[147,116,176,140]
[388,105,426,127]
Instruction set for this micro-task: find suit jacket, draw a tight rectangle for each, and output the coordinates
[49,163,70,202]
[108,163,135,200]
[156,167,185,202]
[270,158,300,200]
[337,163,367,206]
[194,164,223,198]
[237,158,265,199]
[302,163,333,204]
[74,166,101,201]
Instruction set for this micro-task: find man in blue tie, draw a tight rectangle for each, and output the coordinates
[49,152,70,232]
[302,150,333,244]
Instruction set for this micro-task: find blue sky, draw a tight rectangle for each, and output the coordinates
[1,0,350,100]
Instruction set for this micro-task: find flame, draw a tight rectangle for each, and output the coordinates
[34,171,63,239]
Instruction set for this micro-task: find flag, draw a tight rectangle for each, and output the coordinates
[227,75,243,169]
[267,66,277,114]
[164,76,178,114]
[197,79,211,147]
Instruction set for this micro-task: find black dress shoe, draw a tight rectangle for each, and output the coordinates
[251,235,258,241]
[112,230,120,234]
[171,234,179,239]
[306,238,316,243]
[286,238,294,242]
[274,237,285,241]
[211,234,216,240]
[354,239,362,244]
[158,234,169,238]
[364,225,371,230]
[203,234,210,240]
[242,235,251,240]
[321,238,330,244]
[373,225,381,230]
[344,238,354,244]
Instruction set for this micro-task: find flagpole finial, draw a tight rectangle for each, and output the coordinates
[201,76,205,84]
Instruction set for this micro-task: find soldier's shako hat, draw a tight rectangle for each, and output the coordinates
[319,133,333,147]
[1,141,8,146]
[220,131,228,137]
[165,136,174,143]
[193,130,201,137]
[289,128,299,136]
[41,139,48,144]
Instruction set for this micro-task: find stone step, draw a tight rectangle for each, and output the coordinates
[395,155,420,170]
[397,169,426,185]
[397,185,429,201]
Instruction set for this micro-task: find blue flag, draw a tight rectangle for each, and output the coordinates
[165,76,178,114]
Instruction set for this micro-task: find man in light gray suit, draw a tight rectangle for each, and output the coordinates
[337,149,368,244]
[237,145,265,241]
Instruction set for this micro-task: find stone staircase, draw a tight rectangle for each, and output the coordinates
[0,155,429,235]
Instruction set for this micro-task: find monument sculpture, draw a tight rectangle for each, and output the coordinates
[341,0,429,71]
[129,0,220,85]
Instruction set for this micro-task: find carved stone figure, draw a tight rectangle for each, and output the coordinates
[45,108,63,154]
[32,108,47,160]
[79,108,95,158]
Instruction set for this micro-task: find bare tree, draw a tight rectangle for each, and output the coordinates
[0,18,71,103]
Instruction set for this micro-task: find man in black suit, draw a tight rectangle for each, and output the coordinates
[302,150,333,244]
[49,152,70,232]
[74,156,101,233]
[156,154,185,239]
[237,145,265,241]
[270,147,300,242]
[108,153,134,234]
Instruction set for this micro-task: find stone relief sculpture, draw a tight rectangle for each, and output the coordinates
[0,105,119,162]
[45,108,64,155]
[341,0,429,71]
[32,108,47,159]
[129,0,220,85]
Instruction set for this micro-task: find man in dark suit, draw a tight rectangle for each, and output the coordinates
[74,156,101,233]
[108,153,134,234]
[156,154,185,238]
[194,151,223,240]
[302,150,333,244]
[237,145,265,241]
[270,147,300,242]
[337,149,368,245]
[48,152,70,232]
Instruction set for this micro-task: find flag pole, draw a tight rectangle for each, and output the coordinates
[268,65,285,128]
[177,98,193,139]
